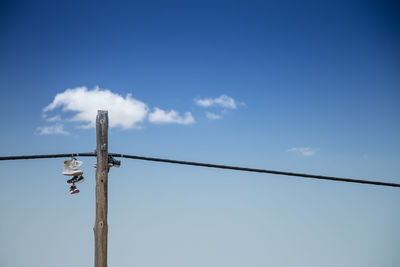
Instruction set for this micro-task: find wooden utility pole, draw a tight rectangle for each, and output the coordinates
[94,110,108,267]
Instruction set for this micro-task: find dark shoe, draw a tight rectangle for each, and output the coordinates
[69,185,80,194]
[93,156,121,168]
[108,155,121,168]
[66,175,84,185]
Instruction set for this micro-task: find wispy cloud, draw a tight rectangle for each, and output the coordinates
[288,147,316,156]
[36,124,70,135]
[148,108,195,125]
[205,111,222,120]
[45,115,61,122]
[195,95,237,109]
[43,86,149,129]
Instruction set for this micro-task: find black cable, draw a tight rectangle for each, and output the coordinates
[110,153,400,188]
[1,152,398,188]
[0,153,95,160]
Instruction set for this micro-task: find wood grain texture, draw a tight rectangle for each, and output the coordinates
[94,110,108,267]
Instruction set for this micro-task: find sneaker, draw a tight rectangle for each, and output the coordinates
[69,185,80,194]
[64,157,82,169]
[93,156,121,168]
[66,175,84,185]
[108,156,121,168]
[63,157,83,176]
[63,168,83,176]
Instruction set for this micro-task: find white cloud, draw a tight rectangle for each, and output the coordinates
[205,111,222,120]
[195,95,237,109]
[43,86,149,129]
[46,115,61,122]
[149,108,195,125]
[36,124,70,135]
[288,147,316,156]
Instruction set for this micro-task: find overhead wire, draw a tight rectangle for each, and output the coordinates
[0,152,399,188]
[0,153,95,160]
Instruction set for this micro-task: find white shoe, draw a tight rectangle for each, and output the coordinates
[63,168,83,176]
[63,158,83,176]
[64,158,82,169]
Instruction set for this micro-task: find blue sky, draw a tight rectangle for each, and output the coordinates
[1,0,399,266]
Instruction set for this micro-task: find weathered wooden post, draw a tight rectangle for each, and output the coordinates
[94,110,108,267]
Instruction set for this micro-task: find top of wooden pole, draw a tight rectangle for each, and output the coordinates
[96,110,108,122]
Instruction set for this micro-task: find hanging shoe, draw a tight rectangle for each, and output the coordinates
[93,156,121,168]
[66,175,84,185]
[64,157,82,169]
[63,168,83,176]
[63,157,83,176]
[108,155,121,168]
[69,184,80,194]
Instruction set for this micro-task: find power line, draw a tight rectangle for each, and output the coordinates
[1,152,399,188]
[0,153,95,160]
[111,153,400,188]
